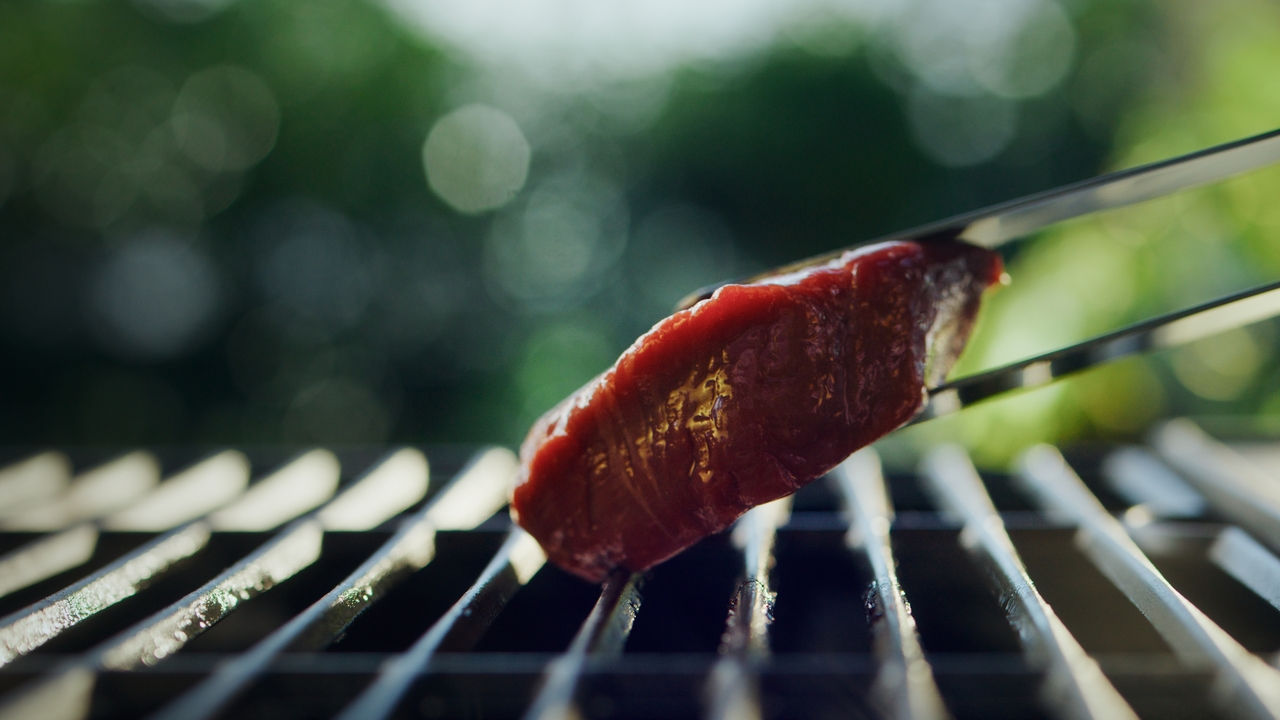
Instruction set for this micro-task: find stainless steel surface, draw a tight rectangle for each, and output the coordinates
[918,280,1280,422]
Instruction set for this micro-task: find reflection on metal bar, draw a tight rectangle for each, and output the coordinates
[0,453,166,597]
[1109,443,1280,612]
[152,449,514,720]
[98,518,326,670]
[209,450,340,531]
[98,449,492,676]
[706,497,789,720]
[0,523,98,600]
[318,448,430,530]
[102,451,250,531]
[1209,528,1280,612]
[424,447,518,531]
[0,519,323,720]
[1153,420,1280,552]
[918,281,1280,422]
[0,452,72,514]
[0,666,93,720]
[923,446,1138,720]
[0,450,348,670]
[0,523,212,667]
[1017,445,1280,719]
[0,452,160,531]
[336,530,547,720]
[522,571,644,720]
[833,450,950,720]
[1101,448,1206,520]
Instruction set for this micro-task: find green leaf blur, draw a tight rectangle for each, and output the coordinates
[1,0,1277,459]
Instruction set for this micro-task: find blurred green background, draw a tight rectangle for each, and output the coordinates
[2,0,1279,458]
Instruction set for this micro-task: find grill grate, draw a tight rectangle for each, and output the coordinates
[1,421,1279,719]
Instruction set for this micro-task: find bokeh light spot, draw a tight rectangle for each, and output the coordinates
[907,88,1017,166]
[252,202,384,332]
[970,0,1075,99]
[87,231,222,360]
[629,204,738,315]
[1170,327,1264,401]
[423,104,531,214]
[172,65,280,172]
[483,174,627,310]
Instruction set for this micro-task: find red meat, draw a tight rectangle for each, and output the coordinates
[512,240,1003,582]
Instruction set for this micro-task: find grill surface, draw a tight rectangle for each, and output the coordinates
[1,420,1279,719]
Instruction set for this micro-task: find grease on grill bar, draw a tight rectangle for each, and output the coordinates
[1,424,1279,720]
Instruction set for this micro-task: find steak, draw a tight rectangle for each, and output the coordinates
[512,240,1003,582]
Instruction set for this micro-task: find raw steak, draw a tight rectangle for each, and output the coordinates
[512,240,1003,582]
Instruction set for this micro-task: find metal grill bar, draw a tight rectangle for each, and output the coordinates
[833,449,949,720]
[146,448,435,720]
[705,497,788,720]
[101,450,250,532]
[205,449,340,531]
[0,452,160,532]
[922,446,1139,720]
[919,281,1280,421]
[0,522,211,668]
[96,518,325,671]
[1153,420,1280,552]
[0,431,1277,719]
[1016,445,1280,719]
[523,571,644,720]
[322,448,538,720]
[0,451,236,601]
[335,528,544,720]
[1209,528,1280,612]
[0,452,72,514]
[1098,448,1280,614]
[1101,448,1206,521]
[0,451,354,718]
[0,524,99,601]
[0,450,326,666]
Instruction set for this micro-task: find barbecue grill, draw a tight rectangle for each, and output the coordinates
[1,417,1279,719]
[6,129,1280,719]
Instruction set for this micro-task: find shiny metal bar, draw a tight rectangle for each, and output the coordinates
[1101,447,1206,520]
[335,528,546,720]
[834,449,950,720]
[521,571,644,720]
[207,449,340,531]
[0,522,212,668]
[101,450,250,531]
[918,281,1280,422]
[1153,419,1280,552]
[155,448,518,720]
[923,446,1138,720]
[0,452,227,599]
[705,497,789,720]
[1017,445,1280,719]
[0,452,159,531]
[0,451,338,670]
[0,452,72,514]
[1210,527,1280,612]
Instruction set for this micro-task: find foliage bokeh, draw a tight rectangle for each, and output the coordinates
[1,0,1278,458]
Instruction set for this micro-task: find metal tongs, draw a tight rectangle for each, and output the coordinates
[675,127,1280,420]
